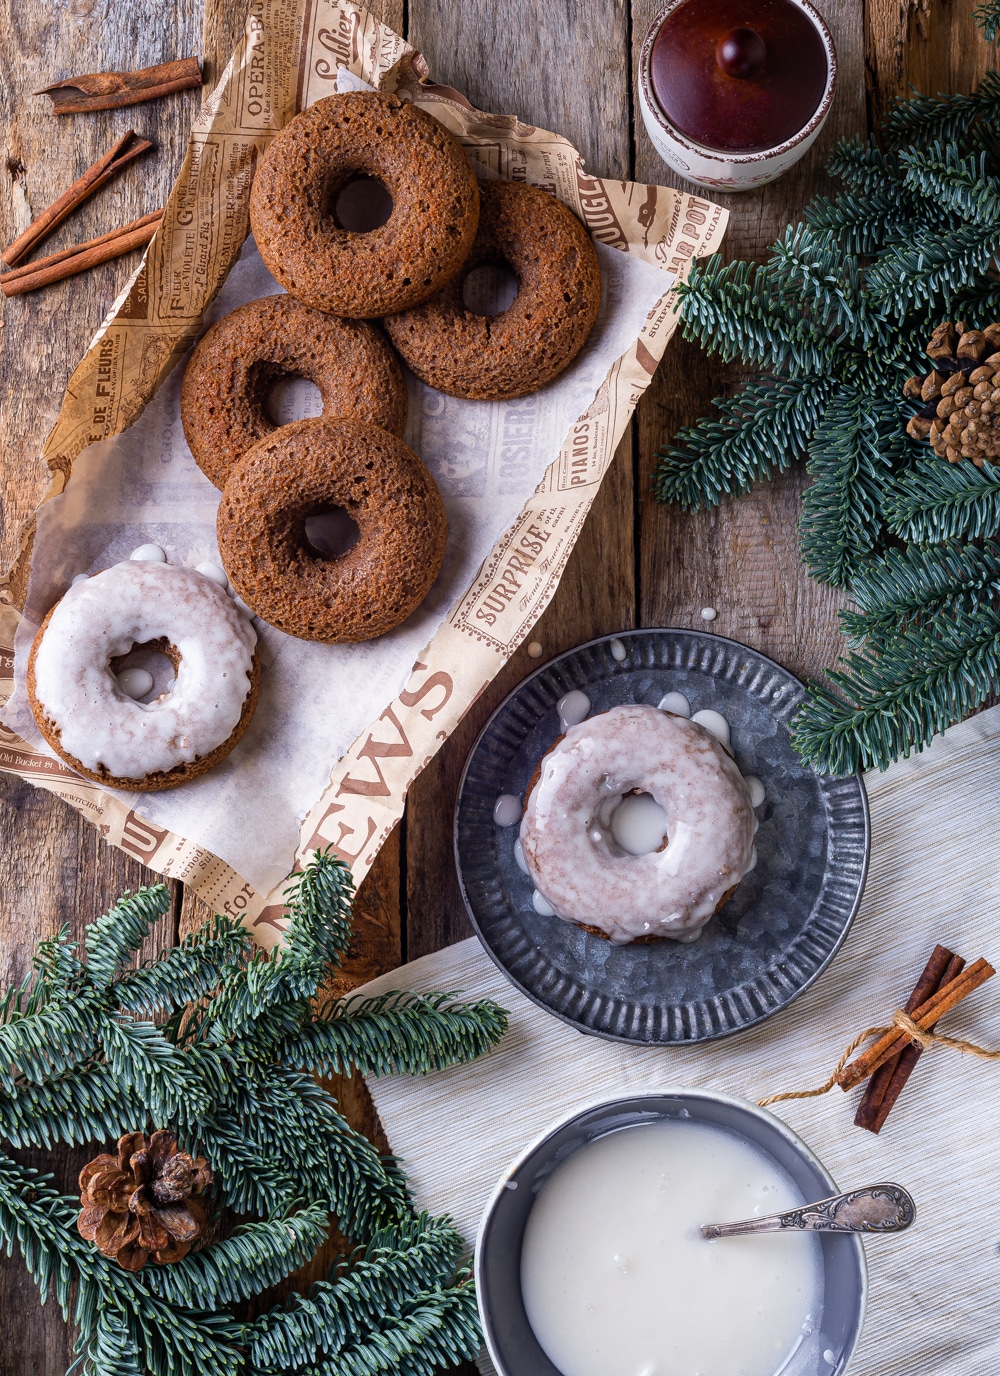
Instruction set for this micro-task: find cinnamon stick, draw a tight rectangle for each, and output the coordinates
[2,132,154,267]
[36,57,202,115]
[854,946,963,1133]
[838,956,996,1091]
[866,953,967,1133]
[1,215,161,297]
[1,210,163,286]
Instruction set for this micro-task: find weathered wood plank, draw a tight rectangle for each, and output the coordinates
[630,0,864,685]
[0,1,210,1367]
[866,0,995,128]
[403,0,635,956]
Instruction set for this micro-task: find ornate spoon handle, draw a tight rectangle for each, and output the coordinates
[700,1182,916,1239]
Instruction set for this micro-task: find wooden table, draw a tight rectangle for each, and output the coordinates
[0,1,993,1368]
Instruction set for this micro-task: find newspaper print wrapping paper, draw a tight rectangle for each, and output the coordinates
[357,703,1000,1376]
[0,0,727,938]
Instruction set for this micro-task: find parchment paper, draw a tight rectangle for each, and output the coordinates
[0,0,728,939]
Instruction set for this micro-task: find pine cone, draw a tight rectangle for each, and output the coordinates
[77,1130,212,1271]
[904,321,1000,465]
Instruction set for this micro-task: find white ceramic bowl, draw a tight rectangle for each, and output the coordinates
[476,1088,867,1376]
[637,0,838,192]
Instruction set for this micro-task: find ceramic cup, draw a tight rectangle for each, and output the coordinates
[476,1089,867,1376]
[637,0,838,192]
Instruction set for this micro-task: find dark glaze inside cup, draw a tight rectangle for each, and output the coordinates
[650,0,828,152]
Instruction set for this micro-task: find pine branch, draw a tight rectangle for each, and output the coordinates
[883,454,1000,541]
[975,0,1000,43]
[800,391,901,587]
[653,376,832,511]
[115,918,248,1017]
[898,140,1000,223]
[80,1310,145,1376]
[33,927,83,999]
[678,256,839,372]
[825,136,899,194]
[293,1283,481,1376]
[867,219,1000,317]
[766,225,870,340]
[98,1017,211,1125]
[278,850,355,998]
[793,602,1000,774]
[247,1214,465,1373]
[804,190,912,257]
[882,71,1000,148]
[840,539,1000,642]
[0,1062,139,1149]
[0,1152,84,1317]
[146,1206,329,1310]
[0,995,100,1091]
[85,887,172,989]
[287,991,508,1079]
[0,850,508,1376]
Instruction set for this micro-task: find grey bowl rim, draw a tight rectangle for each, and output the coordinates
[452,627,872,1045]
[474,1086,869,1376]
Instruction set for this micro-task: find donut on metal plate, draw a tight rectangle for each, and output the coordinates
[27,561,260,792]
[383,178,603,400]
[216,416,448,643]
[519,704,756,943]
[249,92,480,318]
[180,295,408,490]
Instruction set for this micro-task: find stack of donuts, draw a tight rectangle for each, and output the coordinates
[182,90,604,645]
[27,90,603,793]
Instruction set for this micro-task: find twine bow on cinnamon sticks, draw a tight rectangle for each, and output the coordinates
[759,945,999,1132]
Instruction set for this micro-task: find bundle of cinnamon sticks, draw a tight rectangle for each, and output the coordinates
[2,58,201,296]
[846,944,994,1133]
[1,132,162,297]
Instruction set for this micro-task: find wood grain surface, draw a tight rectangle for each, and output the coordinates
[0,0,994,1369]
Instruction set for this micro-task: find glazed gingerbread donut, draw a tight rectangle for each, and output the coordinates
[249,92,480,318]
[27,561,259,792]
[519,704,756,943]
[180,295,407,490]
[217,416,447,643]
[383,178,602,401]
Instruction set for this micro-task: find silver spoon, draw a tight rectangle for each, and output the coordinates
[701,1182,916,1239]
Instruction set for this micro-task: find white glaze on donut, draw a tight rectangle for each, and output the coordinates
[31,562,257,780]
[519,704,755,942]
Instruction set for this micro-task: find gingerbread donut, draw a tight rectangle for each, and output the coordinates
[384,179,602,401]
[519,704,756,943]
[27,561,259,792]
[180,295,407,490]
[249,92,480,318]
[217,417,448,643]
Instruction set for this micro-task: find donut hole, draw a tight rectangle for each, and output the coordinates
[608,790,669,857]
[331,175,393,232]
[462,262,519,317]
[261,370,324,427]
[304,506,361,561]
[110,638,178,705]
